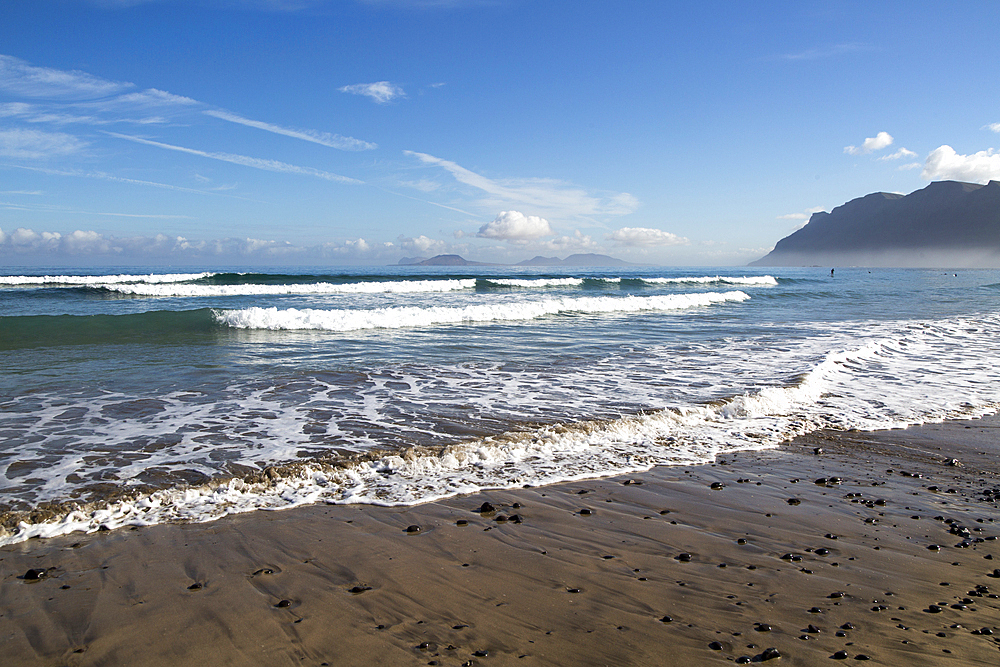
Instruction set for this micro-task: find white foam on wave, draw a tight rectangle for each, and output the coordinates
[214,291,752,331]
[641,275,778,286]
[7,323,998,546]
[100,278,477,297]
[482,277,585,288]
[0,272,215,286]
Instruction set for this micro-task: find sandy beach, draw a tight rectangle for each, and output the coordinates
[2,416,998,666]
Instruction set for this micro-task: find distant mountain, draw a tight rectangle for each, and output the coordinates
[398,254,496,266]
[751,180,1000,268]
[516,253,634,267]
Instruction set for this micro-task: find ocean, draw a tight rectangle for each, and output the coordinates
[2,265,999,545]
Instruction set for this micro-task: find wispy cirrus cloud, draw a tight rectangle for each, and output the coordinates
[106,131,362,183]
[984,123,1000,133]
[0,54,133,100]
[0,128,88,159]
[776,42,870,61]
[340,81,406,104]
[204,109,376,151]
[404,150,639,221]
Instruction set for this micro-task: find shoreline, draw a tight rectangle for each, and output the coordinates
[2,417,999,665]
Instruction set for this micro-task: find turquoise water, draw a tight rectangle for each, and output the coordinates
[2,265,999,543]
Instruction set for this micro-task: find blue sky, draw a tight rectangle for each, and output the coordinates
[2,0,999,267]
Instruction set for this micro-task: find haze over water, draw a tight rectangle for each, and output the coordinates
[2,265,1000,544]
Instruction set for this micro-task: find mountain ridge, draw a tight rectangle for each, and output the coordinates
[751,180,1000,267]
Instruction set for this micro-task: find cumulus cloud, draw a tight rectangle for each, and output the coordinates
[984,123,1000,133]
[405,151,639,220]
[878,147,917,161]
[541,230,596,252]
[921,145,1000,183]
[203,109,376,151]
[0,128,87,158]
[844,131,893,156]
[106,132,362,183]
[477,211,553,242]
[608,227,687,247]
[339,81,405,104]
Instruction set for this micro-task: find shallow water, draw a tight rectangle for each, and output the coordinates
[2,265,999,543]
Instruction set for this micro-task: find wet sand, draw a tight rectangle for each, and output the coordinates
[1,416,999,666]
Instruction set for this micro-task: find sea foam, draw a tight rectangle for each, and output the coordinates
[214,291,752,331]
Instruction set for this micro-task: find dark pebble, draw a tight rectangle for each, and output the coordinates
[815,548,831,556]
[926,605,943,613]
[456,519,468,526]
[579,509,592,516]
[511,502,522,508]
[809,607,823,613]
[677,553,692,562]
[187,582,203,590]
[754,623,772,632]
[567,588,582,593]
[405,525,422,533]
[761,647,781,661]
[832,650,849,659]
[787,498,801,506]
[813,447,824,455]
[737,538,748,545]
[840,623,854,630]
[509,514,523,523]
[807,624,821,633]
[708,641,724,650]
[494,515,508,522]
[854,655,871,661]
[349,585,372,594]
[736,657,752,665]
[710,482,726,490]
[825,533,838,540]
[660,615,673,623]
[927,544,942,551]
[473,650,488,657]
[477,502,496,513]
[23,568,47,581]
[274,599,291,608]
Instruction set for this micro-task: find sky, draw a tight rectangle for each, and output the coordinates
[2,0,1000,268]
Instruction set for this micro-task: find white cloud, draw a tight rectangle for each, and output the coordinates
[106,132,362,183]
[339,81,405,104]
[608,227,687,247]
[777,205,825,220]
[0,128,87,159]
[405,150,639,220]
[477,211,553,242]
[541,230,597,252]
[399,179,441,192]
[844,131,893,155]
[984,123,1000,133]
[396,234,447,254]
[878,147,917,161]
[777,43,869,61]
[204,109,376,151]
[0,54,133,100]
[921,145,1000,183]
